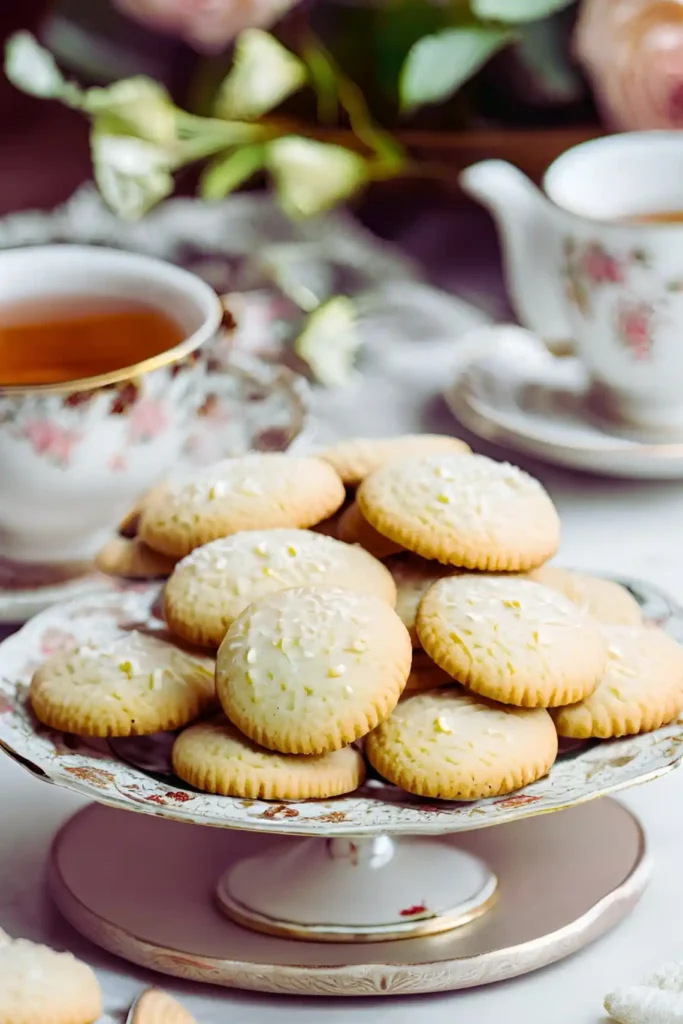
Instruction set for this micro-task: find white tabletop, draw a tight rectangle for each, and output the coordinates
[2,279,683,1020]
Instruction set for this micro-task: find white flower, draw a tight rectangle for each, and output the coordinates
[5,31,67,98]
[91,133,175,221]
[267,137,367,219]
[82,77,177,143]
[295,297,361,387]
[215,29,307,120]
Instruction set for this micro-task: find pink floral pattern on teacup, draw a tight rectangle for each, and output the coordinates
[575,0,683,130]
[561,236,683,364]
[21,418,82,468]
[615,299,656,360]
[113,0,299,52]
[127,397,169,443]
[582,243,624,286]
[563,239,627,317]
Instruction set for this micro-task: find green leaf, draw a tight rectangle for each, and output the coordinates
[91,129,174,221]
[400,26,514,112]
[471,0,574,23]
[80,77,177,143]
[200,145,265,200]
[215,29,307,121]
[266,137,367,219]
[295,297,360,386]
[5,31,69,99]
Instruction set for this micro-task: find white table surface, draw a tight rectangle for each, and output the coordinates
[2,281,683,1020]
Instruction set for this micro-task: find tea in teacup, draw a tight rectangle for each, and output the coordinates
[0,295,185,386]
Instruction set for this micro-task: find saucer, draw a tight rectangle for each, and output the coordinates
[0,353,311,626]
[444,325,683,479]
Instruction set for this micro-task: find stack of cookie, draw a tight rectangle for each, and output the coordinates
[31,438,683,804]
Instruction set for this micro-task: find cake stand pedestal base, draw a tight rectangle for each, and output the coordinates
[48,798,649,996]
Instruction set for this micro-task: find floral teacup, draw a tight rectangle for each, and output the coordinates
[0,245,222,582]
[461,132,683,439]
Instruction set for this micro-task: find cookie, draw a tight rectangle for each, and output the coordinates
[0,936,102,1024]
[217,586,412,753]
[366,689,558,800]
[131,987,197,1024]
[337,501,403,559]
[96,537,178,579]
[319,434,471,487]
[30,631,216,737]
[139,454,345,558]
[404,650,453,691]
[525,566,642,626]
[416,575,607,707]
[173,715,365,799]
[358,453,560,569]
[119,481,169,538]
[553,625,683,738]
[165,529,396,648]
[386,553,457,646]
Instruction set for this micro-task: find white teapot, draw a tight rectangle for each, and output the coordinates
[460,133,683,438]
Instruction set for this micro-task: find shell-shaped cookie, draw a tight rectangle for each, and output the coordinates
[131,987,197,1024]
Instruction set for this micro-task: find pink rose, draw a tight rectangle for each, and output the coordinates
[616,299,655,359]
[113,0,298,53]
[22,419,80,467]
[582,244,624,285]
[127,398,169,443]
[575,0,683,130]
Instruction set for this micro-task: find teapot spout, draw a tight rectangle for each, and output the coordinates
[460,160,571,341]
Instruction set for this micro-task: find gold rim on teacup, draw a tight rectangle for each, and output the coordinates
[0,244,223,397]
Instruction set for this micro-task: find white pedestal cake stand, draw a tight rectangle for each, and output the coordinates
[0,577,682,996]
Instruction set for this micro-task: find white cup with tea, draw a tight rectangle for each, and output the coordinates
[0,244,222,583]
[461,131,683,439]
